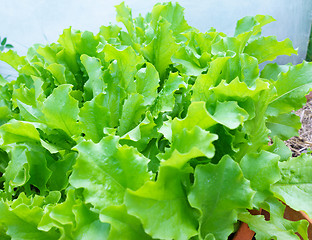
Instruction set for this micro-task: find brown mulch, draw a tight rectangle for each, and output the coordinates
[285,95,312,157]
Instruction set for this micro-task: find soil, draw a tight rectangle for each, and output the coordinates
[285,95,312,157]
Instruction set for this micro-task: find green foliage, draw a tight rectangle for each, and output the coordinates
[0,2,311,239]
[188,156,254,240]
[0,36,14,81]
[306,24,312,62]
[0,37,13,52]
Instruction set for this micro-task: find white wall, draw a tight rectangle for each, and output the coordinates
[1,0,311,78]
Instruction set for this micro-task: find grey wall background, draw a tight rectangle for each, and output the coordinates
[1,0,312,78]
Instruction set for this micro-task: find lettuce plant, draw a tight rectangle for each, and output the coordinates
[0,37,14,83]
[0,2,312,240]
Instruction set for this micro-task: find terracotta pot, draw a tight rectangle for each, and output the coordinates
[306,91,312,101]
[284,205,312,240]
[232,206,312,240]
[232,222,255,240]
[232,209,264,240]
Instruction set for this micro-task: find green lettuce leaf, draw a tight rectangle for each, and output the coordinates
[104,44,144,93]
[234,15,275,52]
[211,77,269,102]
[0,193,60,239]
[100,205,152,240]
[0,120,40,145]
[118,93,146,136]
[263,136,292,162]
[152,72,187,113]
[192,57,230,101]
[81,54,106,101]
[125,166,198,240]
[240,150,281,205]
[172,100,249,132]
[69,136,151,210]
[47,152,76,191]
[3,144,52,194]
[42,84,80,136]
[134,62,159,105]
[46,63,75,86]
[149,2,191,36]
[115,2,135,39]
[266,112,301,140]
[267,61,312,116]
[39,189,110,239]
[0,50,27,71]
[142,18,179,79]
[272,154,312,217]
[79,93,109,143]
[188,155,255,240]
[260,62,291,81]
[120,112,159,152]
[160,125,218,169]
[245,36,297,63]
[239,198,308,240]
[172,45,208,76]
